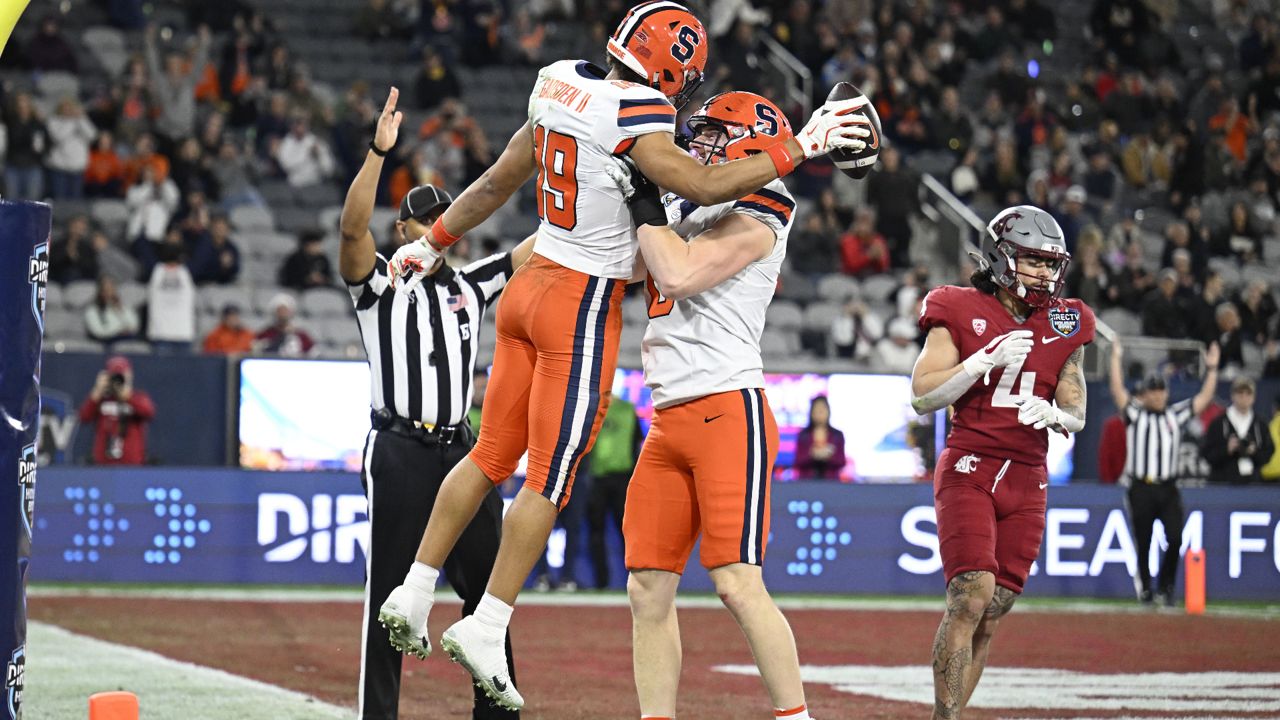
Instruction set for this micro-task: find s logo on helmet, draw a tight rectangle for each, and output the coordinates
[670,25,701,63]
[1048,307,1080,338]
[754,103,780,136]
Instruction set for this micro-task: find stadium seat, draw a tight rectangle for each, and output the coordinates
[766,300,804,330]
[257,180,297,209]
[243,231,299,262]
[1099,307,1141,336]
[44,308,86,341]
[275,206,320,235]
[776,272,817,305]
[760,330,798,359]
[82,27,128,77]
[300,287,353,318]
[860,275,899,304]
[230,205,275,233]
[317,317,361,346]
[63,280,97,309]
[200,285,252,315]
[196,310,222,340]
[1241,265,1273,288]
[242,259,281,285]
[1242,342,1265,375]
[110,339,154,355]
[817,274,860,303]
[117,281,147,310]
[35,71,79,101]
[90,200,129,236]
[803,301,842,331]
[44,283,64,312]
[46,338,106,354]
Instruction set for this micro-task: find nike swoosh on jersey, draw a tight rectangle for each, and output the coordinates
[1038,482,1049,489]
[1041,336,1062,344]
[704,414,725,423]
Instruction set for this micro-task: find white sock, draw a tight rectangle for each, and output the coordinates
[405,561,439,599]
[473,592,514,635]
[775,705,811,720]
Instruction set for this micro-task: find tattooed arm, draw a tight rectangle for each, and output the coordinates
[1051,346,1087,433]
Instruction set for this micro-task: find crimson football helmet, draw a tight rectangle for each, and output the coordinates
[685,91,794,164]
[607,1,708,108]
[978,205,1071,308]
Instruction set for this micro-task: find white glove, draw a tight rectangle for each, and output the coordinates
[961,329,1033,383]
[604,155,637,200]
[797,98,872,159]
[1016,396,1060,430]
[388,235,442,293]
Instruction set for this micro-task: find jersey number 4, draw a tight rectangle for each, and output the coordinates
[534,124,578,230]
[990,357,1036,408]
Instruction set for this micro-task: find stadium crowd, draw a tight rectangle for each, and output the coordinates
[0,0,1277,377]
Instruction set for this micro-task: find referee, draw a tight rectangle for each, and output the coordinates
[339,87,534,720]
[1107,339,1219,607]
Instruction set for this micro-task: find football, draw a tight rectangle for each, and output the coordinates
[826,81,881,179]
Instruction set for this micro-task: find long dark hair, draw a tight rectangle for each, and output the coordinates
[807,395,831,431]
[606,55,646,85]
[970,267,999,295]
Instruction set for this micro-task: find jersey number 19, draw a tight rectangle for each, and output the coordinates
[534,124,579,230]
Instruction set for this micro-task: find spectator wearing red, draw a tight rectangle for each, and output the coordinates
[839,209,891,277]
[78,356,155,465]
[255,293,315,357]
[1097,414,1127,483]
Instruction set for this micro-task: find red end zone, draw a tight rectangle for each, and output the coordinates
[30,597,1280,719]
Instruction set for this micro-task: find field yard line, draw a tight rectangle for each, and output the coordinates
[24,621,351,720]
[27,585,1280,619]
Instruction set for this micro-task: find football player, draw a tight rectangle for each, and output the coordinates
[910,206,1095,720]
[609,91,814,720]
[377,1,870,709]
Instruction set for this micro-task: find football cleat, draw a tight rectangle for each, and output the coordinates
[378,584,433,660]
[440,615,524,710]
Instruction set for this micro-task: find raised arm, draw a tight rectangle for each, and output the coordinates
[434,122,536,241]
[628,98,871,206]
[638,212,773,300]
[1191,342,1221,416]
[1108,339,1130,410]
[338,87,400,283]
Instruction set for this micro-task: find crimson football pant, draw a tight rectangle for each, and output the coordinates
[934,448,1048,593]
[359,426,517,720]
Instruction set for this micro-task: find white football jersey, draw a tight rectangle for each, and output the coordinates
[527,59,676,279]
[642,178,795,409]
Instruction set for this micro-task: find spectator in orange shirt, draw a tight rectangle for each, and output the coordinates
[202,304,255,354]
[1208,97,1254,164]
[85,130,126,198]
[839,208,891,277]
[122,132,171,188]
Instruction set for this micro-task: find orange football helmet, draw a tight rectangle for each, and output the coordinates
[685,91,794,164]
[607,1,708,108]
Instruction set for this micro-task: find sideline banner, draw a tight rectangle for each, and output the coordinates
[31,467,1280,601]
[1,200,50,720]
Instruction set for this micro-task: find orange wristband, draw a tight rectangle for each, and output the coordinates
[431,216,461,248]
[764,142,797,177]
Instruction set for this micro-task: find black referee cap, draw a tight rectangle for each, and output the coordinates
[1138,373,1167,393]
[399,185,452,222]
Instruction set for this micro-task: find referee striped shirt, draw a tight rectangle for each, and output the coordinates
[347,252,513,426]
[1121,399,1195,484]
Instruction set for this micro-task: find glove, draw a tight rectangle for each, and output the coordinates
[796,98,872,159]
[604,156,667,227]
[1016,396,1060,430]
[961,329,1033,383]
[388,235,443,293]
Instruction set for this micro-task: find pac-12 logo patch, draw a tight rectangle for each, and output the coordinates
[5,645,23,720]
[971,318,987,336]
[1048,307,1080,338]
[29,241,49,332]
[18,444,36,537]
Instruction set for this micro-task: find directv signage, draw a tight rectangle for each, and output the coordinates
[32,468,1280,601]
